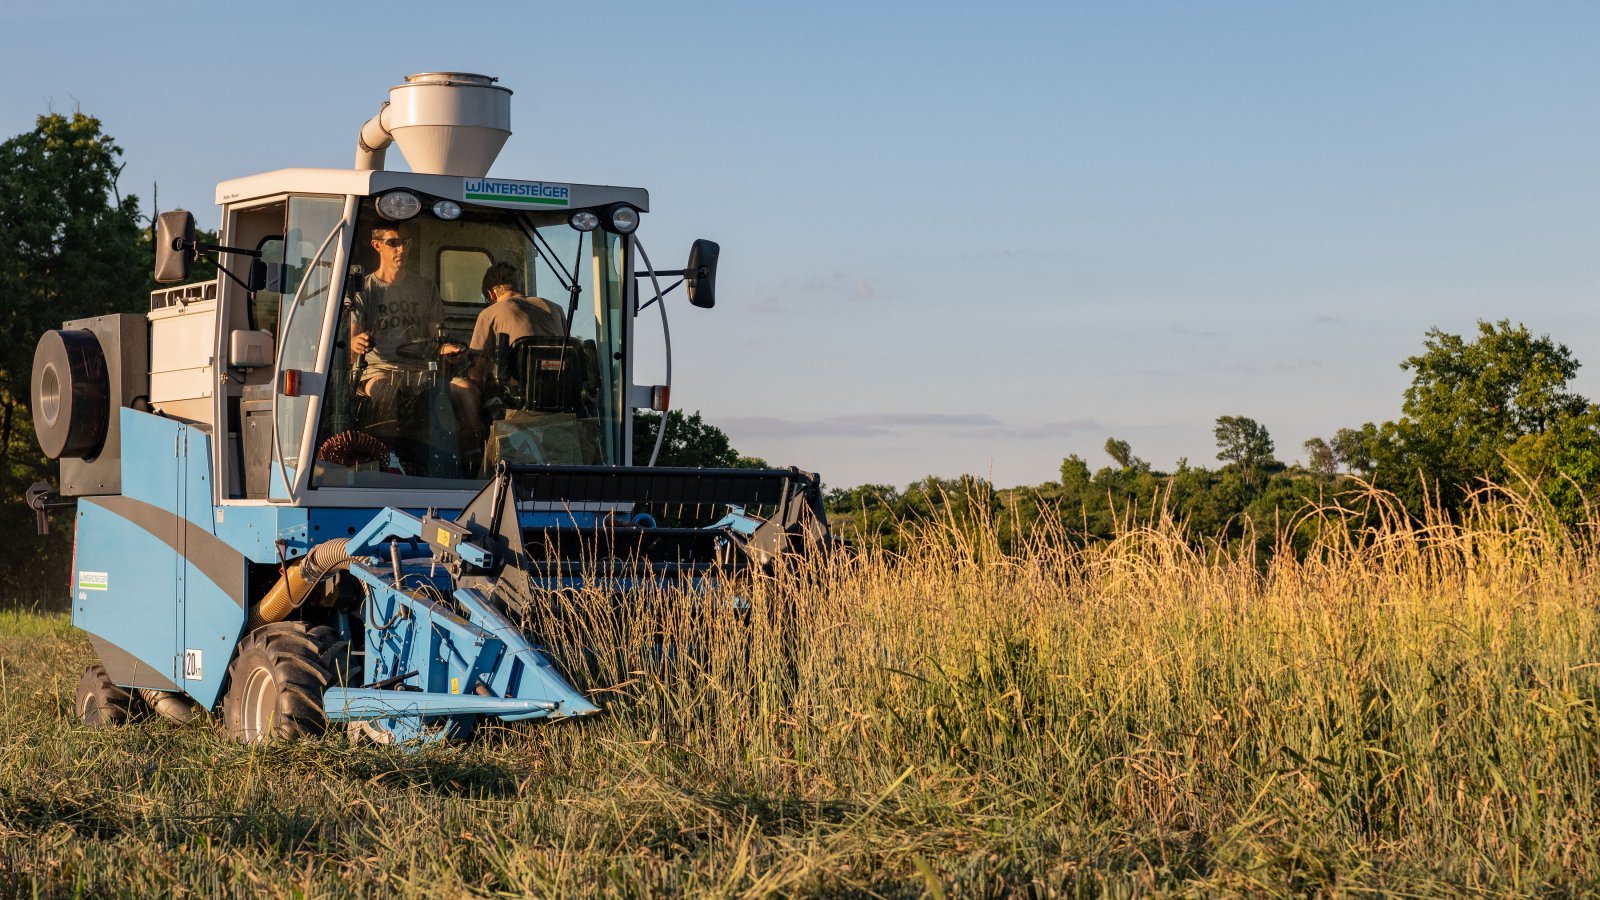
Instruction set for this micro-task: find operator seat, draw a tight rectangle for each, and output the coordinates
[497,335,596,415]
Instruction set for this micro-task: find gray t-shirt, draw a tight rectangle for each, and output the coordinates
[351,272,444,368]
[469,295,565,352]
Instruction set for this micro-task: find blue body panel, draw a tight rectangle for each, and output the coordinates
[74,498,182,690]
[74,410,250,708]
[178,424,246,708]
[214,504,308,563]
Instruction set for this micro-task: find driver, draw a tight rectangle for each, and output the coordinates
[349,222,462,421]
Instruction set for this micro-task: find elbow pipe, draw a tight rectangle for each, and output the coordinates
[248,539,355,630]
[355,102,393,171]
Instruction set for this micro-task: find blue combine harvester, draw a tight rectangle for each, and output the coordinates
[27,73,828,745]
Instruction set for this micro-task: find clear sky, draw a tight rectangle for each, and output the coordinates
[3,2,1597,489]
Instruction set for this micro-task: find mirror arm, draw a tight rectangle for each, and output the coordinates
[176,240,262,294]
[633,267,708,279]
[211,259,257,295]
[177,238,263,260]
[636,278,683,313]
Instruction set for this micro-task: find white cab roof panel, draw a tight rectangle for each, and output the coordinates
[215,168,649,212]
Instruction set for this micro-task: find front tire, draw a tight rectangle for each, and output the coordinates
[75,663,141,727]
[222,623,344,742]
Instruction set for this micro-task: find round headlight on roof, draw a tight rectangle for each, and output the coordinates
[376,191,422,220]
[569,210,600,232]
[432,199,462,220]
[607,206,639,234]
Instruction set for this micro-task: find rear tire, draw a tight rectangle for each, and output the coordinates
[75,664,141,727]
[222,622,345,742]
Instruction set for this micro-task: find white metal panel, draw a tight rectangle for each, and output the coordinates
[149,300,217,405]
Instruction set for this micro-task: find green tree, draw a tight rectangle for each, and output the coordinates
[1352,321,1591,512]
[1214,415,1276,486]
[1331,426,1375,475]
[1102,436,1148,472]
[0,111,145,604]
[0,112,146,419]
[1059,454,1092,488]
[1303,437,1337,476]
[1104,437,1133,468]
[631,409,741,468]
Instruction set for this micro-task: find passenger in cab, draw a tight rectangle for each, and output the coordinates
[471,260,565,351]
[449,261,564,425]
[350,222,463,422]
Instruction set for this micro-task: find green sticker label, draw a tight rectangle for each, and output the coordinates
[463,178,571,207]
[78,571,108,591]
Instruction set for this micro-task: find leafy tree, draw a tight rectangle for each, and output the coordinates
[0,112,146,418]
[1302,437,1337,476]
[1102,436,1148,472]
[0,111,145,603]
[631,409,740,468]
[1350,321,1592,512]
[1331,426,1375,475]
[1059,454,1091,488]
[1214,415,1276,486]
[1104,437,1133,468]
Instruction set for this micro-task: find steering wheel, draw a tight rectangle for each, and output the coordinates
[392,336,466,365]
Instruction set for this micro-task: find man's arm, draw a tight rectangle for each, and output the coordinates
[348,287,372,356]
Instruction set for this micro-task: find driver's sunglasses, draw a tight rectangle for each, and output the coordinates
[375,237,411,248]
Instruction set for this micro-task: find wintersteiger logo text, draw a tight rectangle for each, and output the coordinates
[463,178,570,206]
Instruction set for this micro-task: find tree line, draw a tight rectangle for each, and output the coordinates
[822,320,1600,554]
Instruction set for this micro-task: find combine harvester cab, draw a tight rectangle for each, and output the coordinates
[28,73,829,745]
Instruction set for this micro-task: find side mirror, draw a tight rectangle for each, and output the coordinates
[154,210,196,284]
[685,239,719,309]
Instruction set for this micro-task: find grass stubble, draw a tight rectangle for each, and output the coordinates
[1,486,1598,897]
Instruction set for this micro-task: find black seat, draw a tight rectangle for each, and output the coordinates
[496,335,597,415]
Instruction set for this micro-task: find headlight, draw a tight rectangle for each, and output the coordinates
[569,210,600,232]
[376,191,421,220]
[431,199,462,220]
[607,206,639,234]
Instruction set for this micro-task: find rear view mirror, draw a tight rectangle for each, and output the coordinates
[685,239,719,309]
[154,210,196,284]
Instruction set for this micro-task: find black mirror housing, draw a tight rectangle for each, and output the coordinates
[154,210,196,284]
[685,239,719,309]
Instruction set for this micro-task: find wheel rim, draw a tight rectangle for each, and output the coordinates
[241,665,278,740]
[79,691,102,725]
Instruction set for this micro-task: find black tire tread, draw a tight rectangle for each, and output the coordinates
[75,663,142,727]
[222,622,348,742]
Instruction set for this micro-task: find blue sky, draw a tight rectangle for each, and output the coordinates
[3,2,1597,488]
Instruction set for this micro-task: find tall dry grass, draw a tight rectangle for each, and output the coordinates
[2,485,1599,896]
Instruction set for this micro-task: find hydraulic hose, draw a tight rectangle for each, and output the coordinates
[633,237,671,467]
[247,539,354,630]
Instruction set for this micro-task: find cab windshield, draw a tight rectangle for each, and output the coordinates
[311,198,628,488]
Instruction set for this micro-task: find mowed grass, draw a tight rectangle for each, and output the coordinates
[3,490,1600,897]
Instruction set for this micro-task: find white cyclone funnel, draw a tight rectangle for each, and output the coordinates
[356,72,512,177]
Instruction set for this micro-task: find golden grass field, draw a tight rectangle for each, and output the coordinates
[2,489,1598,896]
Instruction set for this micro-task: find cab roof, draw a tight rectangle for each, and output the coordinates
[214,168,650,213]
